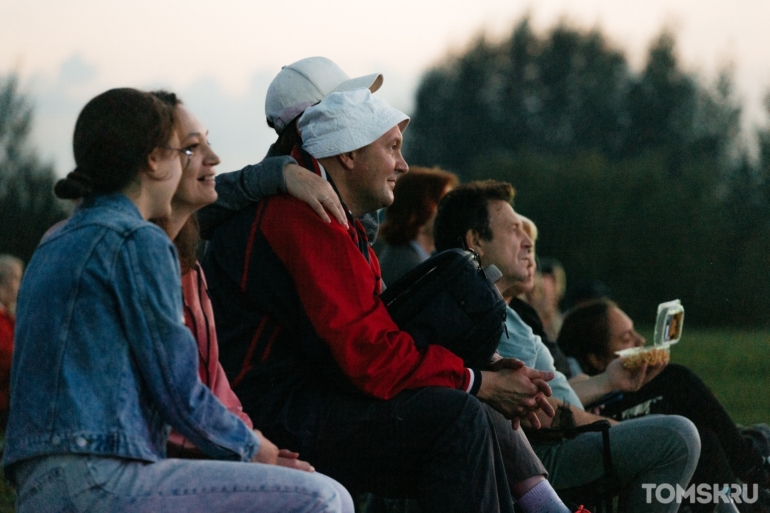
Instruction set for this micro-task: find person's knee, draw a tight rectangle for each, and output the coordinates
[611,415,700,480]
[667,414,701,460]
[315,473,355,513]
[649,414,701,482]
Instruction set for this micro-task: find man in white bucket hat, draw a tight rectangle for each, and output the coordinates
[197,56,383,240]
[204,89,579,513]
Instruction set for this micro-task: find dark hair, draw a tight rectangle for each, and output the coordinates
[565,279,612,309]
[379,167,459,246]
[267,116,302,156]
[149,90,181,108]
[539,257,562,276]
[557,298,617,375]
[539,257,567,300]
[153,215,200,274]
[147,90,200,274]
[434,180,515,252]
[55,88,176,200]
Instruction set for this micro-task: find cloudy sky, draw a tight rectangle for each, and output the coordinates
[3,0,770,176]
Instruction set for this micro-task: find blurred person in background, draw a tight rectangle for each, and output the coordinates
[377,166,458,284]
[527,258,566,342]
[564,279,613,310]
[504,219,573,378]
[0,254,23,429]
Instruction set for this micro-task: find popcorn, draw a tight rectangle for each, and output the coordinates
[617,346,670,370]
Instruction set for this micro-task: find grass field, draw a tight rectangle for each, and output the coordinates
[653,327,770,425]
[0,328,766,511]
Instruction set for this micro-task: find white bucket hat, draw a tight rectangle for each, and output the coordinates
[298,89,409,159]
[265,56,383,134]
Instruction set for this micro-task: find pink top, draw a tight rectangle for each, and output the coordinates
[167,263,253,454]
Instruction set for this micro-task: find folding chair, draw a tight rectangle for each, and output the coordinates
[524,420,621,513]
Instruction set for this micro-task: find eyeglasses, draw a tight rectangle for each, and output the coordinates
[164,146,194,159]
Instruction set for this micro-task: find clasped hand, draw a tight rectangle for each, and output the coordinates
[478,358,555,429]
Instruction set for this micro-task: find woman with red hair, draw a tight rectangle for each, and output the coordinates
[377,167,458,285]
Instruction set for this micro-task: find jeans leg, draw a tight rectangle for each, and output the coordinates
[14,454,354,513]
[534,414,700,513]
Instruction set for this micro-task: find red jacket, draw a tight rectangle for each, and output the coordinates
[240,194,471,399]
[204,172,472,402]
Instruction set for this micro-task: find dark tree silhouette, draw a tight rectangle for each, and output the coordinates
[405,20,762,326]
[407,22,740,175]
[0,73,68,263]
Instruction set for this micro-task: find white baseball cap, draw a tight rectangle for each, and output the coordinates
[265,56,384,134]
[298,88,409,159]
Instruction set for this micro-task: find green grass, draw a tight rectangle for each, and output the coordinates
[640,327,770,425]
[0,328,766,511]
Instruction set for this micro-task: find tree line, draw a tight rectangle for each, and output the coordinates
[0,75,68,265]
[405,18,770,327]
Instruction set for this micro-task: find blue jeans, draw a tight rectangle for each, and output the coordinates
[534,414,701,513]
[12,454,354,513]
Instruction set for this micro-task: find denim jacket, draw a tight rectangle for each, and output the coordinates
[3,194,259,478]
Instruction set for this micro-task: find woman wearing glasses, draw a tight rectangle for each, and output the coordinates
[2,88,351,513]
[149,89,351,509]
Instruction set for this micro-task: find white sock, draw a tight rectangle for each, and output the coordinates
[516,479,571,513]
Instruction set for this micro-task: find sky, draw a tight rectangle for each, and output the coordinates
[4,0,770,176]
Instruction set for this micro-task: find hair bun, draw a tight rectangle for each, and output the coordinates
[54,168,93,199]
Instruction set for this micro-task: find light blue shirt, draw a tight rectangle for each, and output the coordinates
[497,306,584,410]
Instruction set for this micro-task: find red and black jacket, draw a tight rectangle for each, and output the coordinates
[202,148,471,446]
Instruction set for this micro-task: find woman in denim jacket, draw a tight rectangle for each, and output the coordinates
[2,88,350,513]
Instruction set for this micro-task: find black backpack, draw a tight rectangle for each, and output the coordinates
[380,248,507,368]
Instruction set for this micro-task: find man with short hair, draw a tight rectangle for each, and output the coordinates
[433,180,702,513]
[204,90,575,513]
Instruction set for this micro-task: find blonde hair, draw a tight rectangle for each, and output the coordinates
[518,213,538,245]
